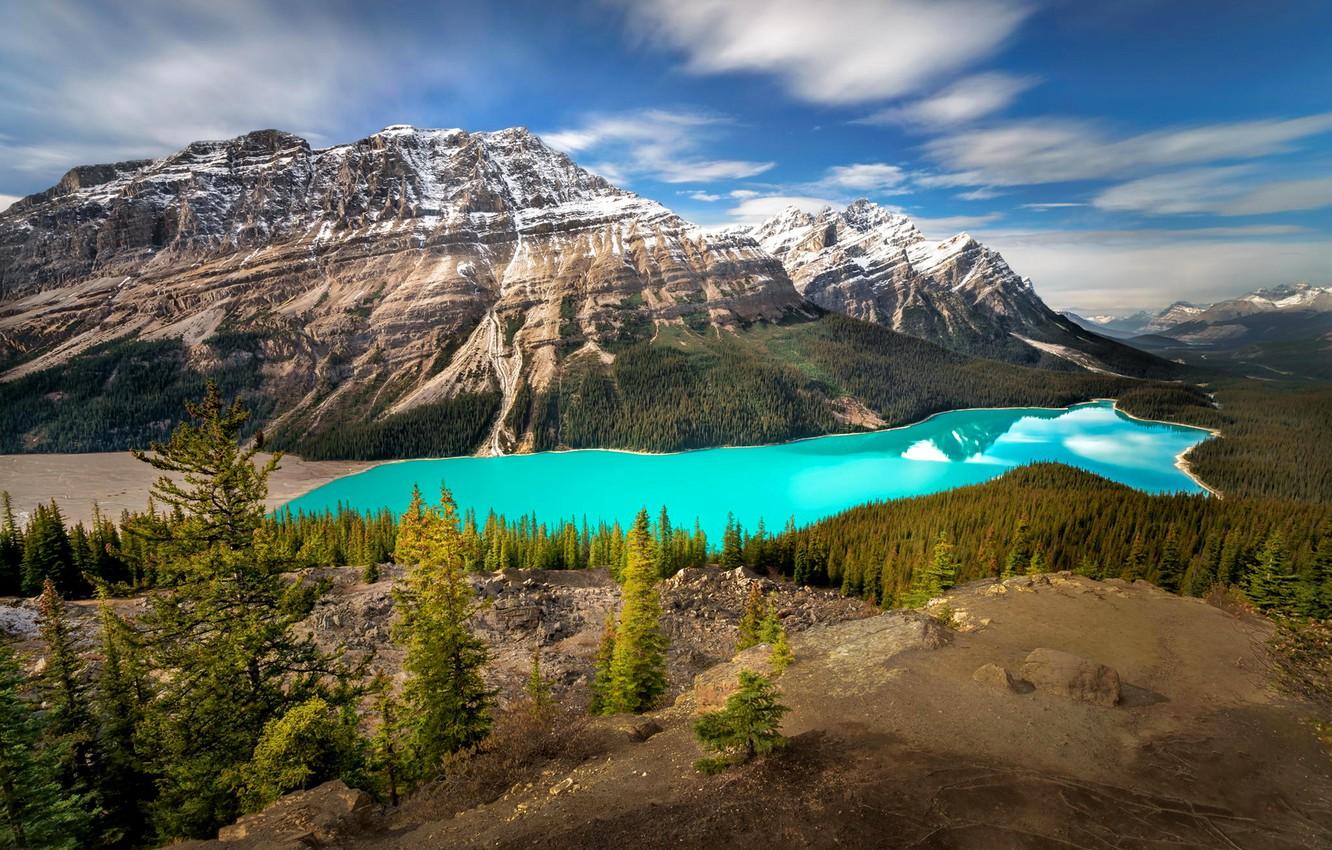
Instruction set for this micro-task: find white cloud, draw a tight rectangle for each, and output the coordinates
[861,72,1037,127]
[819,163,908,192]
[910,212,1004,238]
[0,194,19,212]
[957,187,1004,201]
[684,191,722,202]
[0,1,494,191]
[1095,168,1332,216]
[1021,202,1086,209]
[725,194,837,224]
[539,109,775,184]
[615,0,1033,105]
[924,113,1332,186]
[729,189,762,199]
[974,227,1332,311]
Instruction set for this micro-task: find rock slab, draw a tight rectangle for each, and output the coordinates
[1021,648,1121,706]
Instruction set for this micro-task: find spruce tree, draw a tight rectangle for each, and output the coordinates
[0,639,90,849]
[524,649,554,718]
[0,493,22,596]
[130,383,352,840]
[902,534,959,607]
[1121,533,1147,581]
[35,581,96,810]
[721,513,743,570]
[1003,518,1032,578]
[91,603,153,847]
[736,584,766,651]
[1155,527,1183,592]
[692,671,789,773]
[1245,532,1298,614]
[392,485,493,779]
[21,502,77,596]
[605,509,668,714]
[587,613,617,715]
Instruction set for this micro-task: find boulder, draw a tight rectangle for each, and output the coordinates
[616,716,663,742]
[972,663,1022,692]
[1021,648,1121,707]
[209,780,374,848]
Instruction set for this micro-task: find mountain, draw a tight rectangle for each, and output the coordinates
[1060,311,1151,339]
[0,125,814,454]
[748,201,1168,377]
[1108,283,1332,380]
[0,126,1170,458]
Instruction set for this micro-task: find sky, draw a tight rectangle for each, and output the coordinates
[1,0,1329,313]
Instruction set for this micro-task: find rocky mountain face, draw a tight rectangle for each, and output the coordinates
[748,200,1160,375]
[0,125,809,453]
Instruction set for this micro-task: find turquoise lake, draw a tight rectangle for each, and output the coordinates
[282,401,1212,539]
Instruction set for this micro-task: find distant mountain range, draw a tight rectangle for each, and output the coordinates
[1065,283,1332,380]
[0,124,1175,456]
[1065,283,1332,346]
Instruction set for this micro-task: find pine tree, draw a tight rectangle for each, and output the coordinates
[902,534,959,607]
[524,649,555,718]
[393,485,493,779]
[21,502,78,596]
[587,613,617,715]
[692,671,789,773]
[605,509,668,714]
[1027,549,1048,576]
[0,493,23,596]
[91,602,153,847]
[1002,518,1031,578]
[1122,532,1147,581]
[238,696,363,813]
[736,584,766,651]
[1155,527,1183,592]
[1245,532,1298,614]
[721,513,743,570]
[35,580,97,816]
[366,674,405,807]
[1304,531,1332,619]
[758,604,793,673]
[129,383,353,840]
[0,639,90,849]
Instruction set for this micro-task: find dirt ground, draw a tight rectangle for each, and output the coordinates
[351,574,1331,850]
[0,451,372,525]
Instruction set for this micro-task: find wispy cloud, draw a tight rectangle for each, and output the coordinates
[683,190,722,202]
[540,109,774,184]
[923,113,1332,186]
[860,72,1037,127]
[1021,202,1087,210]
[0,0,492,190]
[725,194,839,224]
[614,0,1033,105]
[816,163,908,193]
[1094,167,1332,216]
[975,226,1331,310]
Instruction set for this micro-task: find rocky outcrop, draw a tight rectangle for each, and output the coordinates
[1021,647,1122,706]
[176,780,374,849]
[0,125,811,453]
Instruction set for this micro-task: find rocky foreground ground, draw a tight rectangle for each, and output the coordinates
[7,570,1330,848]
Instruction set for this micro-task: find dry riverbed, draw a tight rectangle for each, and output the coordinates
[0,451,373,524]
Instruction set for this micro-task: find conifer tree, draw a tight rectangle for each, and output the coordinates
[392,485,493,779]
[130,383,352,840]
[367,674,405,807]
[21,502,77,596]
[769,624,794,674]
[1245,532,1298,614]
[0,493,21,596]
[692,671,789,773]
[736,584,766,651]
[1155,527,1183,592]
[605,509,668,714]
[1003,518,1031,578]
[902,534,959,607]
[721,513,743,570]
[1121,533,1147,581]
[1303,531,1332,619]
[91,602,153,847]
[0,639,90,849]
[588,613,617,715]
[524,649,554,718]
[35,580,96,809]
[1027,549,1048,576]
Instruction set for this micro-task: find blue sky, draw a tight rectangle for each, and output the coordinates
[1,0,1329,311]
